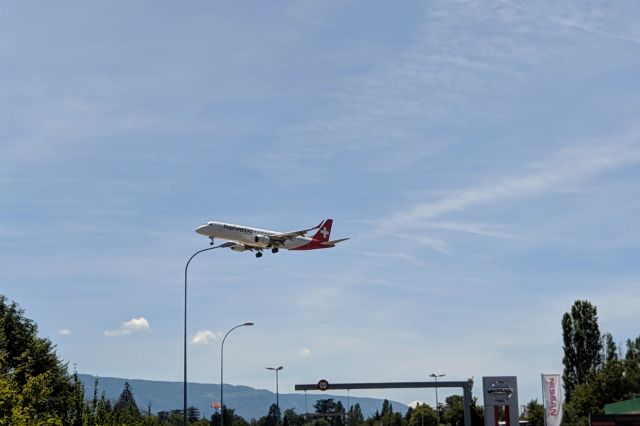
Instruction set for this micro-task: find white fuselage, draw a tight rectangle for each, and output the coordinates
[195,222,311,250]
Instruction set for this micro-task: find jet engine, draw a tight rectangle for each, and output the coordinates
[253,235,272,247]
[230,243,248,252]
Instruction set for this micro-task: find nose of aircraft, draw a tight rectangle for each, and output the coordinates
[195,224,211,235]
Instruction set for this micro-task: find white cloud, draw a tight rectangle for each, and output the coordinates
[408,401,426,409]
[423,222,518,239]
[298,348,312,358]
[361,251,429,267]
[594,281,640,327]
[298,287,341,308]
[57,328,71,336]
[191,330,221,345]
[104,317,150,337]
[397,233,451,254]
[500,0,640,46]
[258,0,546,179]
[382,141,640,232]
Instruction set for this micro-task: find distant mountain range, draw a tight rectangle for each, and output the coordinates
[79,374,407,421]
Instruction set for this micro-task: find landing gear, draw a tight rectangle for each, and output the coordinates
[209,237,215,246]
[255,252,263,258]
[271,247,279,254]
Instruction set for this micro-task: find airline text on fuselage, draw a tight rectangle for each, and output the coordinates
[223,224,275,236]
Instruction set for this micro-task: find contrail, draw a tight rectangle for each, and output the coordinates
[499,0,640,47]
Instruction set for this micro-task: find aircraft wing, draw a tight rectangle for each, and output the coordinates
[240,242,265,251]
[267,221,324,242]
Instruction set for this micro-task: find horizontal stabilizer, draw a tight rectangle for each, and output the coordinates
[322,238,349,246]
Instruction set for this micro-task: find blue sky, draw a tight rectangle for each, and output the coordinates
[2,0,640,410]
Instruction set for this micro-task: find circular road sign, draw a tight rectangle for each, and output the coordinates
[317,379,330,391]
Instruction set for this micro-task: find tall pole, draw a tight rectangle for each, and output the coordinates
[221,322,254,426]
[429,373,445,425]
[266,366,284,410]
[184,246,220,426]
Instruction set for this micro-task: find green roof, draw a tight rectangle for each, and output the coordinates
[605,398,640,414]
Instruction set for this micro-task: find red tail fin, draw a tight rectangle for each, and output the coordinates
[311,219,333,242]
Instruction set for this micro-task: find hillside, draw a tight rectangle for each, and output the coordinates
[79,375,407,420]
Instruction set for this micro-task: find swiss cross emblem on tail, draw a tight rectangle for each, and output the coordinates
[312,219,333,242]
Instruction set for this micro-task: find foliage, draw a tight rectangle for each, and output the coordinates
[521,399,544,426]
[211,406,250,426]
[9,292,640,426]
[188,405,202,422]
[113,381,142,424]
[313,398,337,414]
[0,294,81,424]
[257,403,281,426]
[562,300,602,401]
[371,400,402,426]
[348,403,364,426]
[407,403,437,426]
[601,333,619,364]
[95,391,113,424]
[440,395,483,426]
[560,299,640,425]
[283,408,306,426]
[625,336,640,361]
[563,356,640,425]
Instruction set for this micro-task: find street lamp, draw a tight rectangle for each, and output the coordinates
[266,366,284,409]
[429,373,445,425]
[221,321,255,426]
[184,243,234,426]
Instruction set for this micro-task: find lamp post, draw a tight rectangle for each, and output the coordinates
[221,322,254,426]
[266,366,284,409]
[429,373,445,425]
[184,244,232,426]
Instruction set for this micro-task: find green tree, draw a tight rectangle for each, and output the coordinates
[442,395,464,426]
[377,399,402,426]
[404,406,413,423]
[381,400,393,417]
[314,398,338,414]
[113,381,142,424]
[408,404,437,426]
[187,405,201,422]
[602,333,619,365]
[283,408,305,426]
[95,391,112,424]
[441,395,483,426]
[89,376,99,424]
[625,335,640,361]
[562,300,602,401]
[211,406,249,426]
[564,356,640,425]
[164,409,187,425]
[334,401,345,426]
[349,403,364,426]
[0,295,79,424]
[521,399,544,426]
[265,403,281,426]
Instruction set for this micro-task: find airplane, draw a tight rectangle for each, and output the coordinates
[195,219,349,258]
